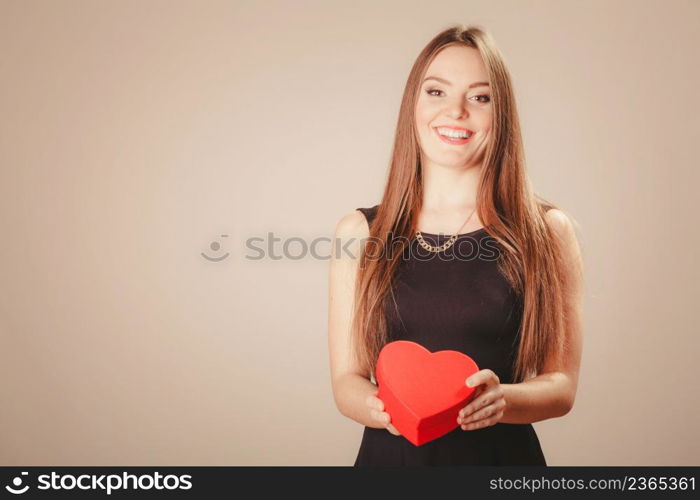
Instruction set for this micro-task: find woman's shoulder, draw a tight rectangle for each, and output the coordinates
[542,208,584,276]
[333,204,378,240]
[543,208,578,241]
[355,204,379,227]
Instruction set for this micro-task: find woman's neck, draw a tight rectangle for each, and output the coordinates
[420,160,482,211]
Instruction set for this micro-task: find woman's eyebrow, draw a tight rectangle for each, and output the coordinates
[422,76,490,88]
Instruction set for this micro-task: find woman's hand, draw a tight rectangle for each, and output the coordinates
[457,369,506,431]
[366,390,401,436]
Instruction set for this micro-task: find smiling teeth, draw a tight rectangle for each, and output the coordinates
[437,128,471,138]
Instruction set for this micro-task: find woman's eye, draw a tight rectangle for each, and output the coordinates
[425,88,491,103]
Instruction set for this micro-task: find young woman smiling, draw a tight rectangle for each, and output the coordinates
[328,25,584,465]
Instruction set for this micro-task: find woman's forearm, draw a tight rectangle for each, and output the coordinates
[333,373,386,429]
[335,371,573,428]
[499,372,574,424]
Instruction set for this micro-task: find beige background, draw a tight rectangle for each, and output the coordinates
[1,0,698,465]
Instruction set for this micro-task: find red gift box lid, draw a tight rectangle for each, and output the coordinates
[376,340,479,446]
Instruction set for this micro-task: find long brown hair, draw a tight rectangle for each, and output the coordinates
[350,24,578,384]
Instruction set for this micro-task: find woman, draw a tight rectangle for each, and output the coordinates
[328,25,584,465]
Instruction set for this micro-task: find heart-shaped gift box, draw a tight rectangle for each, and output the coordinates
[375,340,480,446]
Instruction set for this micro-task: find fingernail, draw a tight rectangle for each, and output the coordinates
[467,379,474,387]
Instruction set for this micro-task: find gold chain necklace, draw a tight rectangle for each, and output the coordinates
[415,207,477,253]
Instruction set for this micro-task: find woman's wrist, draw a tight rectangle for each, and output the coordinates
[499,376,573,424]
[335,373,385,428]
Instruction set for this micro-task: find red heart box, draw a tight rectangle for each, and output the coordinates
[376,340,479,446]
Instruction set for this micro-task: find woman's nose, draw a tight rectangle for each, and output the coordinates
[446,98,468,119]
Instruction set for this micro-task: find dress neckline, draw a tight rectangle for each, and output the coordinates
[417,227,487,238]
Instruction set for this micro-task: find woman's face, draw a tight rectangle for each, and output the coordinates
[414,44,493,168]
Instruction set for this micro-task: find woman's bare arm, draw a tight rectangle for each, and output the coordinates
[499,209,585,424]
[327,209,388,429]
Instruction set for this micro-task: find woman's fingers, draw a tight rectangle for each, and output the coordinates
[465,369,499,391]
[459,386,502,420]
[370,408,391,425]
[366,394,399,434]
[458,385,485,419]
[459,371,500,417]
[461,408,505,430]
[365,394,384,412]
[386,423,401,436]
[461,397,506,424]
[366,391,400,435]
[457,369,506,431]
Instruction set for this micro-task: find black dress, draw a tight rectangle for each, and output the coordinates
[353,204,547,466]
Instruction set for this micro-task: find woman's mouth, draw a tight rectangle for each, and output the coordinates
[433,127,473,145]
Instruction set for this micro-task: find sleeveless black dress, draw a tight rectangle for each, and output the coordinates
[353,205,547,466]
